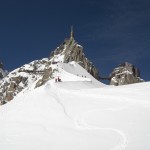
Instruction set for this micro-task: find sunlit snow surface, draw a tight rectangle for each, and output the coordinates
[0,62,150,150]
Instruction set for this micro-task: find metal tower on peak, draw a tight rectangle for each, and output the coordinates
[70,25,74,39]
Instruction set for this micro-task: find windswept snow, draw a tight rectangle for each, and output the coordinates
[0,62,150,150]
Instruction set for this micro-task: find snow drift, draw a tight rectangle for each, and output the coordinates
[0,61,150,150]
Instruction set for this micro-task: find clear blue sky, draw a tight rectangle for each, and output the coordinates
[0,0,150,82]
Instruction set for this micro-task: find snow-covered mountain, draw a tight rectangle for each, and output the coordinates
[0,30,150,150]
[0,69,150,150]
[0,30,100,104]
[49,28,99,80]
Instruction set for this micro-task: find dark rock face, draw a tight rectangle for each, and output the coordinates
[49,34,100,80]
[109,62,144,86]
[0,62,8,79]
[35,67,52,88]
[0,62,3,69]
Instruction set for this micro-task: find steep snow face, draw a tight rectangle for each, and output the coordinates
[0,79,150,150]
[53,62,103,86]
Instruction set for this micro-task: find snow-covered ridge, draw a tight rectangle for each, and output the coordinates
[0,58,50,104]
[0,31,103,104]
[0,55,103,104]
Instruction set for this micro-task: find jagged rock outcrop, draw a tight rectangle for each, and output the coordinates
[0,61,8,80]
[35,67,52,88]
[0,59,52,105]
[109,62,144,86]
[49,29,100,80]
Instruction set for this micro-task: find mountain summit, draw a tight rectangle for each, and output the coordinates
[49,27,100,80]
[0,31,150,150]
[0,29,101,105]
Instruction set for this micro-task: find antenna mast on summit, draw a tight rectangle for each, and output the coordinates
[70,25,74,39]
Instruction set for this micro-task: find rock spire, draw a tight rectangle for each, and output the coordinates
[49,28,100,80]
[70,26,74,40]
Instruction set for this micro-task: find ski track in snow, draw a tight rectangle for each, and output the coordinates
[46,82,128,150]
[74,109,128,150]
[44,81,150,150]
[45,83,72,120]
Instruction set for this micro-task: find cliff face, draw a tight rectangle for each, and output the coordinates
[49,33,99,80]
[109,62,144,86]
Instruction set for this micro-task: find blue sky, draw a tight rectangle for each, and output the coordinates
[0,0,150,82]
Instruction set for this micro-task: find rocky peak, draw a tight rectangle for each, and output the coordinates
[49,28,100,80]
[0,62,3,69]
[0,29,100,105]
[0,61,8,80]
[109,62,144,86]
[0,58,53,105]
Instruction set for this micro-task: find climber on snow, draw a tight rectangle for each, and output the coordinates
[58,76,61,82]
[55,76,61,82]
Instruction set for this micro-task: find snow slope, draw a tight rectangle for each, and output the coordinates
[51,61,104,88]
[0,62,150,150]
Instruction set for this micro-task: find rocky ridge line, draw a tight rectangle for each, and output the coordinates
[109,62,144,86]
[0,58,54,104]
